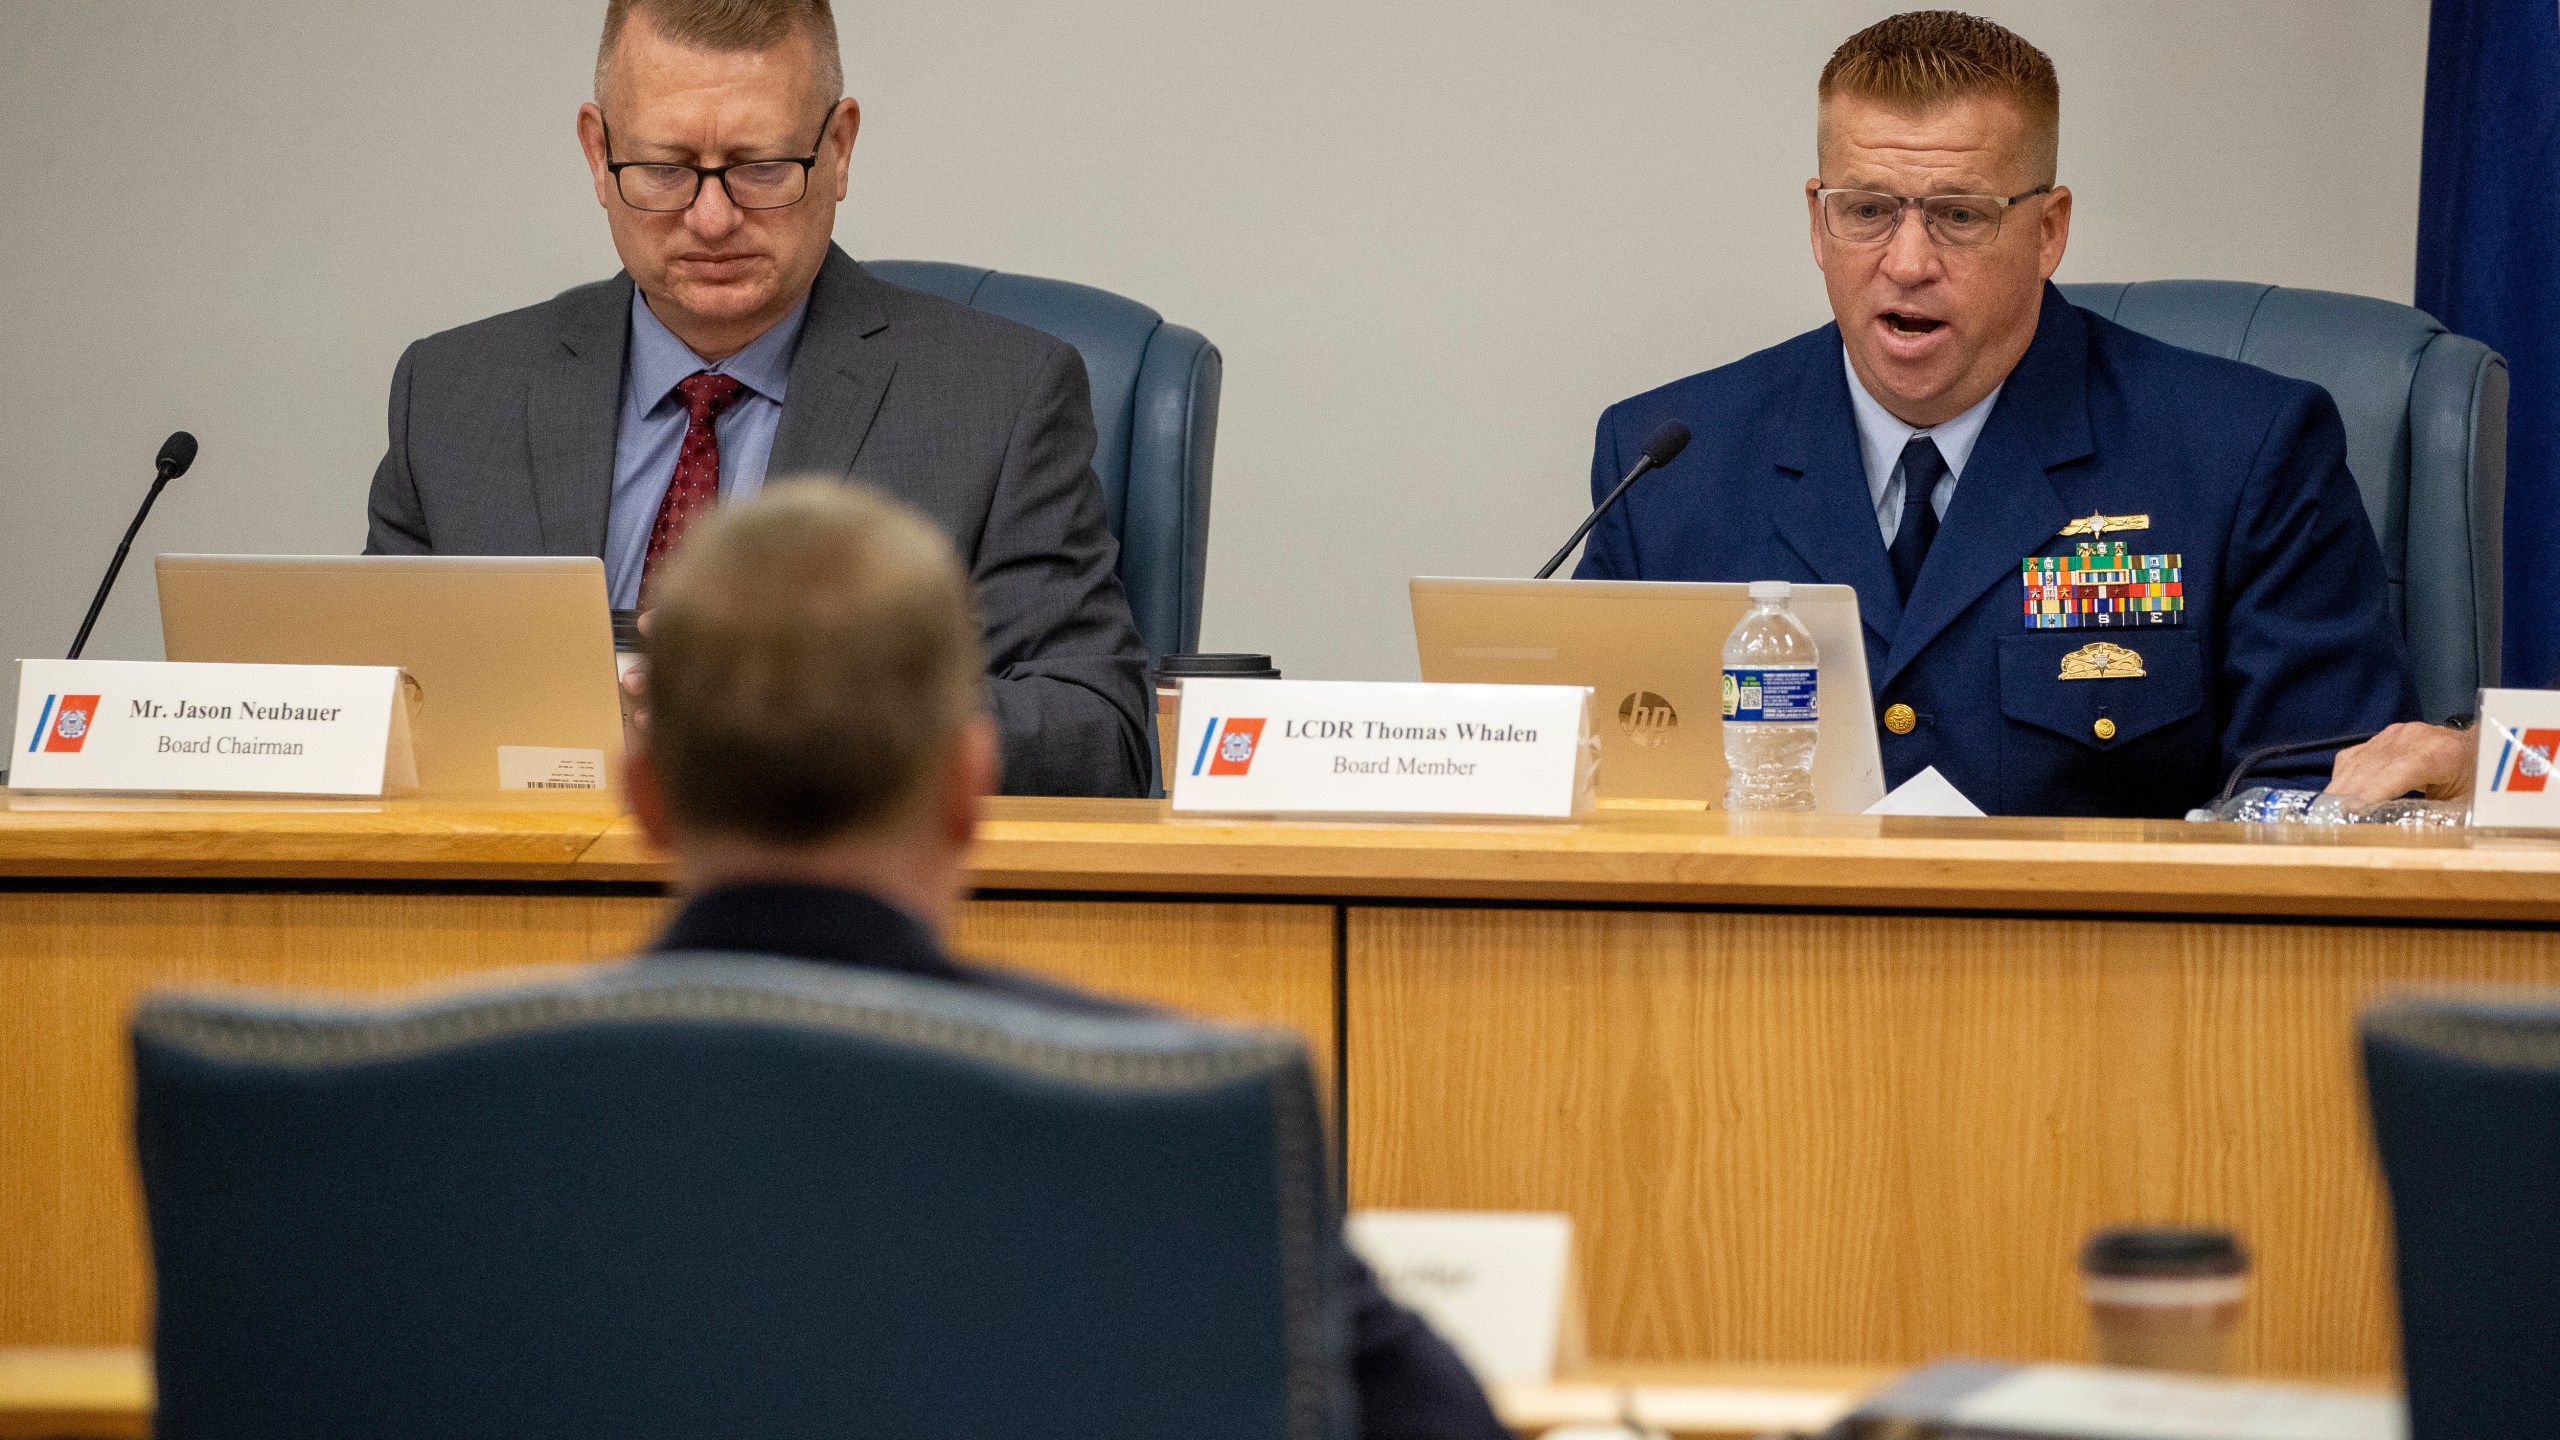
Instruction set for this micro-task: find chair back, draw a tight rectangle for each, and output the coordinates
[2362,994,2560,1438]
[134,955,1339,1440]
[868,260,1222,660]
[2061,280,2507,720]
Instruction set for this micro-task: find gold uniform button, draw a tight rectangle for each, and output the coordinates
[1883,703,1917,735]
[2094,717,2118,741]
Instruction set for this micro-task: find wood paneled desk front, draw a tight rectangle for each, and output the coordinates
[0,1345,1886,1439]
[8,792,2558,1378]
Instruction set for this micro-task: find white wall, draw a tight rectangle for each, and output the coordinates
[0,0,2428,731]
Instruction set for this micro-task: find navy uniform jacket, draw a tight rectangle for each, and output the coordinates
[653,882,1509,1440]
[1577,284,2420,817]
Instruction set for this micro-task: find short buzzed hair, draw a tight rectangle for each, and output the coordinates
[1819,11,2061,180]
[596,0,844,109]
[643,481,985,846]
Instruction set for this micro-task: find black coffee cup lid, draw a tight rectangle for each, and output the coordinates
[1157,653,1279,679]
[2081,1227,2247,1276]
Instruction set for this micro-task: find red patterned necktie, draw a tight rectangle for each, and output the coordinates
[639,371,750,597]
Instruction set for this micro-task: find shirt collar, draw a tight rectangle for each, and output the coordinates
[626,285,810,414]
[1841,345,2003,504]
[649,881,962,982]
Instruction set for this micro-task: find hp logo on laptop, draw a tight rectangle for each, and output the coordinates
[1616,691,1677,748]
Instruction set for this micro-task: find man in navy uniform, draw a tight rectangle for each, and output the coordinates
[1575,11,2417,817]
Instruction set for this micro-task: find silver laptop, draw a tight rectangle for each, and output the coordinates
[1411,577,1886,811]
[157,555,624,795]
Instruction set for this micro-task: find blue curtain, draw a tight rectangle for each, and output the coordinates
[2417,0,2560,689]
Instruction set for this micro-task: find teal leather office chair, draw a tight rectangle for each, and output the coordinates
[2363,994,2560,1439]
[135,956,1342,1440]
[868,261,1221,661]
[2061,281,2506,721]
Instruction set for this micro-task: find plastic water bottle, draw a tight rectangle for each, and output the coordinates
[2192,786,2469,828]
[1722,580,1820,812]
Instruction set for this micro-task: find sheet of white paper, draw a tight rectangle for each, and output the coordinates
[1348,1210,1573,1384]
[1862,764,1986,817]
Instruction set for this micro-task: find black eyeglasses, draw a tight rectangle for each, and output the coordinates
[602,106,836,212]
[1814,185,2054,247]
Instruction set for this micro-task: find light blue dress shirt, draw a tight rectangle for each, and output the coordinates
[603,289,809,608]
[1841,346,2002,546]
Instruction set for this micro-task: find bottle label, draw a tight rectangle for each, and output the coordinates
[1722,667,1818,723]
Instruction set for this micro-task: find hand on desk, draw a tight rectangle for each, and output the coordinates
[2325,722,2474,805]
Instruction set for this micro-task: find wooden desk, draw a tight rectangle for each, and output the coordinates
[9,793,2558,1376]
[0,1347,1881,1439]
[0,1350,149,1440]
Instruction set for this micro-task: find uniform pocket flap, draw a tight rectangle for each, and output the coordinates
[1997,633,2204,748]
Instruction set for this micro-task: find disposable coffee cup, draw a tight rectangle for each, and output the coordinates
[2080,1227,2248,1375]
[610,610,646,729]
[1155,654,1279,794]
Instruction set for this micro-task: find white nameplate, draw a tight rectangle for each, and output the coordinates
[2471,688,2560,829]
[1348,1210,1581,1385]
[11,659,417,797]
[1169,678,1595,818]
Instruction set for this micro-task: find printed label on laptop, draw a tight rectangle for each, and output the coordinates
[497,745,607,791]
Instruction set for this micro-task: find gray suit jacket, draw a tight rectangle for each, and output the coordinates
[364,244,1152,798]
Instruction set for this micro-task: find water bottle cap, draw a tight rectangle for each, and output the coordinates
[1748,580,1793,602]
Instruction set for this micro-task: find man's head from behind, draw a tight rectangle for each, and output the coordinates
[578,0,859,363]
[1810,11,2071,428]
[626,481,996,926]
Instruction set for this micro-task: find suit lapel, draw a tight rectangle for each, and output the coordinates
[768,245,896,481]
[527,274,631,557]
[1878,286,2095,689]
[1771,331,1904,644]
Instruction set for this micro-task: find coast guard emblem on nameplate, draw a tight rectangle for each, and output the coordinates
[2059,642,2145,680]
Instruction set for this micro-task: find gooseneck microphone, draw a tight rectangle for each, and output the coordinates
[2209,731,2384,810]
[67,431,197,660]
[1533,420,1691,579]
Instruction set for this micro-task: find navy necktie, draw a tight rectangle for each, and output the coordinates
[1888,435,1948,601]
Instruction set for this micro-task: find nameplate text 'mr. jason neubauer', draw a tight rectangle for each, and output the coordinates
[130,698,346,723]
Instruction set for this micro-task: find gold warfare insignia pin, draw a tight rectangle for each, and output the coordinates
[2059,642,2145,680]
[2060,512,2152,539]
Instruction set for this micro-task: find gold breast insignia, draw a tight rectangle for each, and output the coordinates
[2059,642,2145,680]
[2059,512,2152,539]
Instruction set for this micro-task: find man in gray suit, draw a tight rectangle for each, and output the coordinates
[363,0,1150,798]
